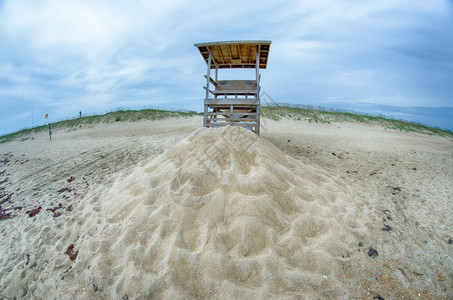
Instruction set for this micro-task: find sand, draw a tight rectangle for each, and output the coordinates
[0,116,452,299]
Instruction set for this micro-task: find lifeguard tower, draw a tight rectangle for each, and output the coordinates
[195,40,271,135]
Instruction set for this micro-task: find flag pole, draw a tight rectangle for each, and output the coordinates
[45,113,51,141]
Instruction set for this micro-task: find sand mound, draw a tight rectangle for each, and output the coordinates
[48,126,362,298]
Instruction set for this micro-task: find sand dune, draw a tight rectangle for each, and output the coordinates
[0,117,452,299]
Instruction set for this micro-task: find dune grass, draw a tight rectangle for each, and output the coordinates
[0,109,202,144]
[1,105,451,144]
[261,104,453,137]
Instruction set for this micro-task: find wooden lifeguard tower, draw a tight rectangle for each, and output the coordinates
[195,40,271,135]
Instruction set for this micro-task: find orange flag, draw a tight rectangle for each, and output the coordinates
[45,113,48,119]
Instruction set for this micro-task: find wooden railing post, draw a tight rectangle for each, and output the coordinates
[204,50,212,127]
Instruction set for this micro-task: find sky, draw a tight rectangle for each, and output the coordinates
[1,0,452,135]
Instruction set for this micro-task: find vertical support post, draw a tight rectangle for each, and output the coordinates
[204,49,212,127]
[256,103,261,135]
[206,49,212,99]
[214,64,219,99]
[255,47,261,135]
[255,48,260,100]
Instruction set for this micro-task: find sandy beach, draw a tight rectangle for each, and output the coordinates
[0,115,452,299]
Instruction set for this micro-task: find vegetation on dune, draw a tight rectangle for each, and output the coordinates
[261,104,453,137]
[1,105,451,144]
[0,108,202,144]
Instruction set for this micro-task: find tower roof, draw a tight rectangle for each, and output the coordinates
[194,40,271,69]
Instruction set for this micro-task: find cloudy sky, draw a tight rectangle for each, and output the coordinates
[1,0,452,135]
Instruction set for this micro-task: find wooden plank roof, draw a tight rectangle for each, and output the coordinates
[194,40,271,69]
